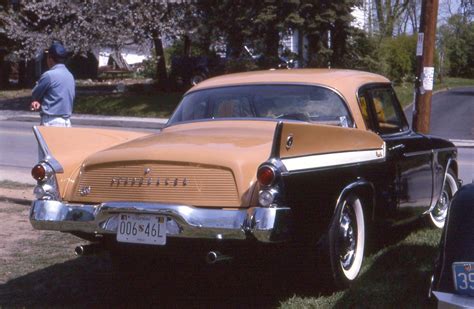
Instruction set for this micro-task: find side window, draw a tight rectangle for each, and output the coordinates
[369,88,407,134]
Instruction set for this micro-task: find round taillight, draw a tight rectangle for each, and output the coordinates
[31,164,46,181]
[257,166,276,187]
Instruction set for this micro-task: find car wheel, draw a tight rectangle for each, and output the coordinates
[328,193,365,287]
[429,169,458,228]
[190,72,206,85]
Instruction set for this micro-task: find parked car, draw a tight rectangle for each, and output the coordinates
[169,55,225,89]
[170,50,294,89]
[431,183,474,306]
[30,69,460,288]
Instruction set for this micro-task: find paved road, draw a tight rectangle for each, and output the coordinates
[0,121,36,184]
[0,121,154,184]
[404,87,474,183]
[405,87,474,140]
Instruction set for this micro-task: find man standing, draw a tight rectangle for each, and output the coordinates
[30,42,75,127]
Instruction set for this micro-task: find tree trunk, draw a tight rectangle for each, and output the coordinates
[331,21,348,67]
[297,29,305,67]
[263,27,280,68]
[227,32,244,58]
[0,54,9,89]
[152,32,169,91]
[183,34,191,57]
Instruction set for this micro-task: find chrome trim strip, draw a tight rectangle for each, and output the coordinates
[32,126,64,173]
[270,121,283,158]
[426,157,455,213]
[281,145,385,172]
[30,200,291,243]
[334,180,375,220]
[403,149,433,158]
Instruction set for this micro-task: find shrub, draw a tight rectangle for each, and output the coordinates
[378,35,417,83]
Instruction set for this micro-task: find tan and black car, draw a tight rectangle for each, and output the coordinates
[30,69,459,287]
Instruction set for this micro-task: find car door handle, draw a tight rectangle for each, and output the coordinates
[389,144,406,152]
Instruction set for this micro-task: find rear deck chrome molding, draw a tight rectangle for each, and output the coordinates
[281,145,386,172]
[32,126,64,173]
[30,200,291,243]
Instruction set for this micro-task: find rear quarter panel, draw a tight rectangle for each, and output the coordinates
[35,126,151,199]
[274,122,386,242]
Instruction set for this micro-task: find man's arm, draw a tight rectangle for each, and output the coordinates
[32,73,50,101]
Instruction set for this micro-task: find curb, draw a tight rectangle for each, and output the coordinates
[451,139,474,149]
[5,115,167,130]
[0,195,32,206]
[403,87,451,113]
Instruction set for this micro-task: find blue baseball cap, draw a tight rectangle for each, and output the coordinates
[47,42,67,59]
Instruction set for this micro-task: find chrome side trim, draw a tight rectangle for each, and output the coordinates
[403,149,433,158]
[30,200,291,243]
[334,179,375,220]
[426,157,456,213]
[270,121,283,158]
[32,126,64,173]
[281,145,385,172]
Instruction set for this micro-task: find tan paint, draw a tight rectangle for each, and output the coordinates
[189,69,390,130]
[37,127,150,199]
[69,121,277,206]
[37,70,392,208]
[279,122,384,159]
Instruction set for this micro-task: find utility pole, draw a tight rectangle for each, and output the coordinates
[412,0,439,134]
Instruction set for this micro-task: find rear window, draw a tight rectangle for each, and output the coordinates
[168,85,353,127]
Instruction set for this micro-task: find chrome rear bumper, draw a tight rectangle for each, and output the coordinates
[30,200,291,243]
[432,291,474,308]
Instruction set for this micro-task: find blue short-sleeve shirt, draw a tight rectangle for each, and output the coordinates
[32,64,75,118]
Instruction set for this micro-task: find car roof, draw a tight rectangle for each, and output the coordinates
[187,69,389,94]
[186,69,391,130]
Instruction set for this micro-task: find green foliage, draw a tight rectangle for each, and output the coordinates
[378,35,417,83]
[334,28,379,71]
[141,58,158,79]
[438,14,474,78]
[224,58,259,74]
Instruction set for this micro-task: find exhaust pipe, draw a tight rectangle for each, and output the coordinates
[205,251,232,264]
[75,243,103,256]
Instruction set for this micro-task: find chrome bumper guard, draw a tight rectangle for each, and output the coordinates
[30,200,291,243]
[432,291,474,307]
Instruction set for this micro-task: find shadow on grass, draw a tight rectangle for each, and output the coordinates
[0,221,438,307]
[334,243,438,307]
[0,253,321,307]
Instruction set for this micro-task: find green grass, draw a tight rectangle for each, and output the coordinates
[394,77,474,108]
[280,224,441,308]
[0,89,31,99]
[72,77,471,118]
[74,92,182,118]
[0,198,443,307]
[1,77,472,118]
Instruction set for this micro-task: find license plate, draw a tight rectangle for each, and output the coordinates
[453,262,474,296]
[117,214,166,245]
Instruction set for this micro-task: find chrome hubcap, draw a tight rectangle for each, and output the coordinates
[433,182,452,223]
[339,203,357,270]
